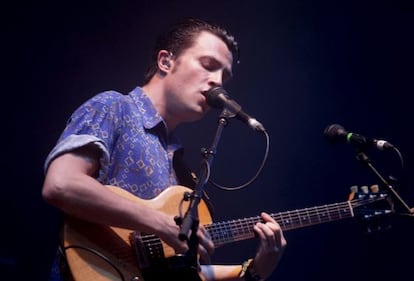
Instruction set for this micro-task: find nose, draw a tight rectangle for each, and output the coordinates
[208,71,223,88]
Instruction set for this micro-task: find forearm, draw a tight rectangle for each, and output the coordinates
[42,153,169,235]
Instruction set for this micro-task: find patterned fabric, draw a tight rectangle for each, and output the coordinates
[45,86,182,199]
[45,86,183,281]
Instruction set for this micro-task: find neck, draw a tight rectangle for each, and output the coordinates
[142,78,179,132]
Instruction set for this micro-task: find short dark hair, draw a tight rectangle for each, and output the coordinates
[143,17,239,85]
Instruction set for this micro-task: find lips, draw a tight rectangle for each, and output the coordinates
[200,91,210,110]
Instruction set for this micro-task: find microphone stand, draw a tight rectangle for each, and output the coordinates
[175,109,232,278]
[355,151,413,215]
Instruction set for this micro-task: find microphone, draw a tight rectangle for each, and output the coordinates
[324,124,394,151]
[205,86,265,132]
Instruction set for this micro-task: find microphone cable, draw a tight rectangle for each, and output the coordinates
[208,129,270,191]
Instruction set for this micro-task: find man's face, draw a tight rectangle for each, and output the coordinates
[164,31,233,125]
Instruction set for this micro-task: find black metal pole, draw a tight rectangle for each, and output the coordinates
[177,109,231,271]
[356,151,413,214]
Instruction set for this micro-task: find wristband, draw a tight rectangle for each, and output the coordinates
[239,258,264,281]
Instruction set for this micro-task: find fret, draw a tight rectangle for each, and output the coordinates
[208,221,232,244]
[314,206,322,223]
[207,217,257,246]
[302,208,311,225]
[309,206,320,224]
[286,211,293,229]
[232,219,243,236]
[340,202,352,217]
[294,209,303,226]
[325,204,332,221]
[334,203,341,219]
[275,213,289,230]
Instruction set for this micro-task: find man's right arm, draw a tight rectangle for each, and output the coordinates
[42,147,189,253]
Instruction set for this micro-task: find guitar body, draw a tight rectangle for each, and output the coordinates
[63,185,212,281]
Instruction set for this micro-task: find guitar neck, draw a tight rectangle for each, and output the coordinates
[206,200,354,247]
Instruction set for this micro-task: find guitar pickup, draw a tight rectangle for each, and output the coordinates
[129,231,166,270]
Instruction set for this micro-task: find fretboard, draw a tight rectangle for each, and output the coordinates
[206,200,355,247]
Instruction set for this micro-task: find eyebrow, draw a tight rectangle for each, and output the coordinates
[206,56,233,82]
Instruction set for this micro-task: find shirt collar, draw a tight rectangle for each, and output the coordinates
[129,86,164,130]
[129,86,182,150]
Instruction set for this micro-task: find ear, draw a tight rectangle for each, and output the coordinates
[157,50,172,73]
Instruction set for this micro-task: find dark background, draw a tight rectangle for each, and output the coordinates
[3,1,414,280]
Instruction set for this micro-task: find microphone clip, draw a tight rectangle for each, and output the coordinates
[218,108,237,123]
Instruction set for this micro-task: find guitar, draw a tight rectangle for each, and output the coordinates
[63,185,392,281]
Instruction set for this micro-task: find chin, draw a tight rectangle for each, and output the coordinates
[188,111,206,123]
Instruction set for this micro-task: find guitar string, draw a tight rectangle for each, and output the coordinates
[137,198,372,247]
[207,201,355,244]
[210,195,386,243]
[203,196,384,244]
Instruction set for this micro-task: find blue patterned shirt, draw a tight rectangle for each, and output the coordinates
[45,86,182,198]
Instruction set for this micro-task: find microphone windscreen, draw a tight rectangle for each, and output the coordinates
[324,124,346,142]
[205,86,228,109]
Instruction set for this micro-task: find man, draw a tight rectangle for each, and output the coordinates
[42,17,286,281]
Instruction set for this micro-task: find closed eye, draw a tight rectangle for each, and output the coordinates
[200,56,232,83]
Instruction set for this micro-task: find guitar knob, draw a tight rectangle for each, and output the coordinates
[348,185,358,200]
[360,185,369,194]
[350,185,358,193]
[370,184,379,193]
